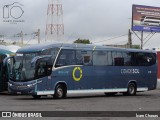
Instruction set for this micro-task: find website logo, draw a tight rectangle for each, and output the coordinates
[2,112,11,117]
[3,2,24,19]
[3,2,25,24]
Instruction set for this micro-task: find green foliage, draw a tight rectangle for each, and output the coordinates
[131,45,140,49]
[73,38,91,44]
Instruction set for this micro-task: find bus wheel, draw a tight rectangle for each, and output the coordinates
[54,84,66,99]
[126,83,137,96]
[32,95,41,99]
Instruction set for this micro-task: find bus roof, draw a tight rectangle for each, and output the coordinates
[16,43,155,53]
[0,48,13,55]
[0,45,20,53]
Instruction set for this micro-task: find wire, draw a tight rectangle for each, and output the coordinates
[113,40,128,45]
[143,32,156,46]
[93,34,128,44]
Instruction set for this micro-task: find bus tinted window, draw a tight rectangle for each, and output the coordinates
[107,51,112,65]
[56,50,76,67]
[82,51,92,65]
[123,52,132,66]
[133,52,156,66]
[76,50,92,66]
[76,51,83,65]
[112,52,124,66]
[93,51,108,65]
[40,48,59,57]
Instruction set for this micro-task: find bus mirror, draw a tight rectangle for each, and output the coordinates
[31,55,53,77]
[3,56,14,67]
[3,56,14,80]
[31,56,41,67]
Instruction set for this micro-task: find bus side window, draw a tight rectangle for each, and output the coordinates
[135,53,156,66]
[76,51,83,65]
[83,51,92,65]
[123,52,132,66]
[112,52,124,66]
[76,51,92,65]
[107,51,112,65]
[55,50,76,67]
[93,51,108,65]
[83,56,91,65]
[147,53,156,66]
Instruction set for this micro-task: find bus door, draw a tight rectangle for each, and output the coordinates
[32,56,53,91]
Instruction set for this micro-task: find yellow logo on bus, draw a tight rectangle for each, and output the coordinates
[72,67,83,81]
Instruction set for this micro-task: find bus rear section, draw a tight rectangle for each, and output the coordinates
[7,44,157,98]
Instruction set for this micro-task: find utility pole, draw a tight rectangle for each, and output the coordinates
[35,29,40,44]
[38,29,40,44]
[141,31,143,49]
[33,29,40,44]
[128,29,132,48]
[20,31,23,47]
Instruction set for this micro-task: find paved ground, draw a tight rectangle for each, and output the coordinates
[0,89,160,120]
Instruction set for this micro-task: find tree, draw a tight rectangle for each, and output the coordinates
[73,38,91,44]
[131,45,140,49]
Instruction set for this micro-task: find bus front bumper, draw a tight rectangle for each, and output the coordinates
[8,81,36,95]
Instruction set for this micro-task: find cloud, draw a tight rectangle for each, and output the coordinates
[0,0,160,48]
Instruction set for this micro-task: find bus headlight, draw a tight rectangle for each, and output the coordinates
[27,83,36,87]
[27,81,42,87]
[27,84,32,87]
[8,83,13,86]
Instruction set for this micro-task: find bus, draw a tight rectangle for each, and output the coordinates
[140,16,160,26]
[0,45,20,92]
[0,48,14,92]
[5,43,157,99]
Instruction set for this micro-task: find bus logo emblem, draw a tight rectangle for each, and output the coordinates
[72,67,83,81]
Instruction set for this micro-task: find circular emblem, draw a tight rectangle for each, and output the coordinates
[72,67,82,81]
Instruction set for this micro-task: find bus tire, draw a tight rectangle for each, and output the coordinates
[32,95,41,99]
[54,84,66,99]
[126,83,137,96]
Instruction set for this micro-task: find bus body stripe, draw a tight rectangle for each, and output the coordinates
[36,87,148,95]
[37,91,54,95]
[137,88,148,91]
[67,89,127,94]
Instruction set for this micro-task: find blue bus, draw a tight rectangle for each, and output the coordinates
[6,43,157,98]
[0,48,14,92]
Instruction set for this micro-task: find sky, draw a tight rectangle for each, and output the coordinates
[0,0,160,49]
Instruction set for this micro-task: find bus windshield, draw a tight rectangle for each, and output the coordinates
[10,53,38,82]
[10,48,59,82]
